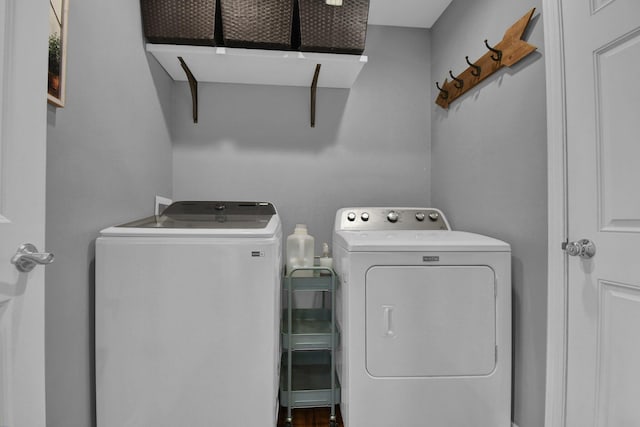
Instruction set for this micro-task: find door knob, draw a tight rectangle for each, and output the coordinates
[11,243,54,272]
[562,239,596,259]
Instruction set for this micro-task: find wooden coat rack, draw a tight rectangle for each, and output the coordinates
[435,8,537,109]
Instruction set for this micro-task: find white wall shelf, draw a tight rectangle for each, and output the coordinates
[147,44,367,88]
[146,44,368,126]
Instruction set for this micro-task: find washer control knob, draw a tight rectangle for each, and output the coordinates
[347,212,357,222]
[361,212,370,222]
[428,212,440,222]
[415,212,426,221]
[387,211,399,223]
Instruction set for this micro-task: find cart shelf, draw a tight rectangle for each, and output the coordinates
[280,351,341,408]
[284,274,335,292]
[281,309,340,350]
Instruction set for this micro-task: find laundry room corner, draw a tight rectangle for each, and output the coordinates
[39,0,554,425]
[170,24,434,247]
[430,1,548,427]
[45,0,173,425]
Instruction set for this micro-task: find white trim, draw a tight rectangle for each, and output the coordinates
[0,300,14,427]
[543,1,569,427]
[0,0,6,130]
[0,0,9,218]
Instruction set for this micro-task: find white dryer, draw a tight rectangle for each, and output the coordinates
[96,201,281,427]
[333,207,511,427]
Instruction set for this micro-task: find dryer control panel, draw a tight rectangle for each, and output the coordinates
[336,208,450,231]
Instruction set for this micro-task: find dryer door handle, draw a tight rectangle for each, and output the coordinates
[383,305,395,337]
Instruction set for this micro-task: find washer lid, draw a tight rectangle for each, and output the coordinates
[334,230,510,252]
[100,201,281,237]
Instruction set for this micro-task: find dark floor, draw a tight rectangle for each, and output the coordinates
[277,406,344,427]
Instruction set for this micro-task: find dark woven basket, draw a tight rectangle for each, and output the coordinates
[141,0,218,46]
[298,0,369,54]
[220,0,295,50]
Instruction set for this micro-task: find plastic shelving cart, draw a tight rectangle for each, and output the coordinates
[281,267,340,427]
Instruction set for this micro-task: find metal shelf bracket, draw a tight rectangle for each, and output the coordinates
[178,56,198,123]
[310,64,321,127]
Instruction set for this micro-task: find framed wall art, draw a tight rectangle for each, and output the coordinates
[48,0,68,107]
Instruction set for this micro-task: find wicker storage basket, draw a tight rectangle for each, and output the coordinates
[298,0,369,54]
[141,0,218,46]
[220,0,295,50]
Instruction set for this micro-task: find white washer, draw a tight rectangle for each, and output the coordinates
[96,201,282,427]
[333,207,511,427]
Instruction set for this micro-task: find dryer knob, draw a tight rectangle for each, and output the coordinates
[347,212,357,222]
[361,212,370,222]
[387,211,399,223]
[415,212,426,221]
[428,212,440,221]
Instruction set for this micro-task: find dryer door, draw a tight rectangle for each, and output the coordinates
[365,265,496,377]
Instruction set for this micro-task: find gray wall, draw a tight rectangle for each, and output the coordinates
[172,25,432,248]
[43,4,549,426]
[430,2,547,427]
[45,0,173,425]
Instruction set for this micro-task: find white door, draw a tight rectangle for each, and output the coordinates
[560,1,640,426]
[0,0,49,425]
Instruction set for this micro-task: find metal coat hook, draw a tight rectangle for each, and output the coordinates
[465,56,481,77]
[435,82,448,99]
[484,39,502,62]
[449,70,464,89]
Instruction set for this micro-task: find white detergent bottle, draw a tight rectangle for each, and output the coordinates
[319,242,333,273]
[286,224,315,277]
